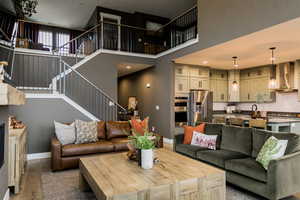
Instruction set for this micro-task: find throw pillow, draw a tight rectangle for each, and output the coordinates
[183,123,205,144]
[106,121,131,139]
[191,131,217,150]
[75,120,98,144]
[54,121,76,145]
[256,136,288,170]
[130,117,149,135]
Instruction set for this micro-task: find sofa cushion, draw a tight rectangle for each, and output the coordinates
[62,140,114,157]
[183,123,205,144]
[204,123,223,149]
[111,137,130,152]
[252,128,270,158]
[221,125,252,156]
[97,121,106,139]
[175,144,208,158]
[75,120,98,144]
[252,129,300,157]
[272,132,300,154]
[106,121,131,139]
[225,158,267,183]
[196,149,248,168]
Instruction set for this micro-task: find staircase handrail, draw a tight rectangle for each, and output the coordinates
[60,60,126,112]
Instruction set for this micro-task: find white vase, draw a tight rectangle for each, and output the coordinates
[141,149,153,169]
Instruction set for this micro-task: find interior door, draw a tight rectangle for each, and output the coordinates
[101,13,121,50]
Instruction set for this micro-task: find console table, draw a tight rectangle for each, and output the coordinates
[8,126,27,194]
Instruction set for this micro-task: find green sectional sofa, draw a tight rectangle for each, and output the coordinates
[174,124,300,200]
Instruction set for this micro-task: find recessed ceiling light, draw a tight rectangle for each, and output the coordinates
[202,61,208,64]
[126,65,132,69]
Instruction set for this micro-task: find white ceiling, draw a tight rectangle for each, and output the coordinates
[117,62,153,77]
[175,17,300,70]
[29,0,196,29]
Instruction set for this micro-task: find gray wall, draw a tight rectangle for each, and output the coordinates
[197,0,300,51]
[118,0,300,139]
[0,107,9,200]
[9,98,90,153]
[77,53,155,101]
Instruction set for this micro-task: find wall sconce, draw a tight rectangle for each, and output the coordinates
[146,83,151,88]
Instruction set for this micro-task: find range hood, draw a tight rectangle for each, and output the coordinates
[275,62,298,92]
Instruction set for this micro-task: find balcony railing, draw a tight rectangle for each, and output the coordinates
[12,6,197,58]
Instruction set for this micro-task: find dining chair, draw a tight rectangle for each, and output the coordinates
[249,119,267,129]
[228,118,244,127]
[212,116,226,124]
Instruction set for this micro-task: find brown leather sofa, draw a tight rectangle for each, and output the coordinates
[51,121,163,171]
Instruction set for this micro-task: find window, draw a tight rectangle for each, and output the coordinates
[38,30,53,50]
[56,32,70,53]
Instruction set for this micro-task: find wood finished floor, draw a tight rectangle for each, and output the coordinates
[10,143,300,200]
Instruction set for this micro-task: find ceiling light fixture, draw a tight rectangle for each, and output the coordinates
[232,56,238,90]
[269,47,277,89]
[126,65,132,69]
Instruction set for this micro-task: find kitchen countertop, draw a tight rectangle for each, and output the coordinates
[213,114,300,124]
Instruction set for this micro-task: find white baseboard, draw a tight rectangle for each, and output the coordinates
[3,189,9,200]
[163,138,174,144]
[27,152,51,160]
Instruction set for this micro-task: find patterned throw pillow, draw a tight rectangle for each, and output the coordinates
[256,136,288,170]
[183,123,205,144]
[191,131,217,150]
[75,120,98,144]
[54,121,76,145]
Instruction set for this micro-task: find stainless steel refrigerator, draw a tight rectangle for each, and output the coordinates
[187,89,213,126]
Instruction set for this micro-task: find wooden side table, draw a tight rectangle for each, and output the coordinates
[8,126,27,194]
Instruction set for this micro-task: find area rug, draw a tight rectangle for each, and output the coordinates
[41,169,264,200]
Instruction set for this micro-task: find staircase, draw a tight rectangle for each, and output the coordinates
[3,6,198,121]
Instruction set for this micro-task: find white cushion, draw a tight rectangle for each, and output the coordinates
[191,131,218,150]
[54,121,76,145]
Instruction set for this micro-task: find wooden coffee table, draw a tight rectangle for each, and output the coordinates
[79,149,225,200]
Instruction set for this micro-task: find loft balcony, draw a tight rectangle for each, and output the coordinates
[5,6,197,58]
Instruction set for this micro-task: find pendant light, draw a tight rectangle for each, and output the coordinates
[232,56,238,90]
[269,47,277,89]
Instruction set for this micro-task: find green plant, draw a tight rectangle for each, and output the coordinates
[128,129,159,150]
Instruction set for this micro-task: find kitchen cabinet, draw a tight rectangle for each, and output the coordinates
[240,66,274,102]
[190,78,209,90]
[210,69,228,102]
[189,66,209,78]
[175,65,210,96]
[175,65,189,76]
[175,76,189,95]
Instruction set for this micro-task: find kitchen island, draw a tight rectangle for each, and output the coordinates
[213,114,300,132]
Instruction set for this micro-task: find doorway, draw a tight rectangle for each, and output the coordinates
[100,13,121,50]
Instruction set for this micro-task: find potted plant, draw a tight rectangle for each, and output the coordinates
[128,130,159,169]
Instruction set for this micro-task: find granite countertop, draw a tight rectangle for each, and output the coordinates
[213,114,300,124]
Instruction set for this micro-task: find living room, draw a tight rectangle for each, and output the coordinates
[1,0,300,200]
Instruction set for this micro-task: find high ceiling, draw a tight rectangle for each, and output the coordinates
[175,17,300,70]
[29,0,196,30]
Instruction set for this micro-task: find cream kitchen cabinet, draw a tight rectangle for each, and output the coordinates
[210,69,228,102]
[190,78,209,90]
[175,65,189,76]
[175,76,189,95]
[189,66,209,78]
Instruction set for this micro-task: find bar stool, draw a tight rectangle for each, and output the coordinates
[229,118,244,127]
[212,116,226,124]
[249,119,267,129]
